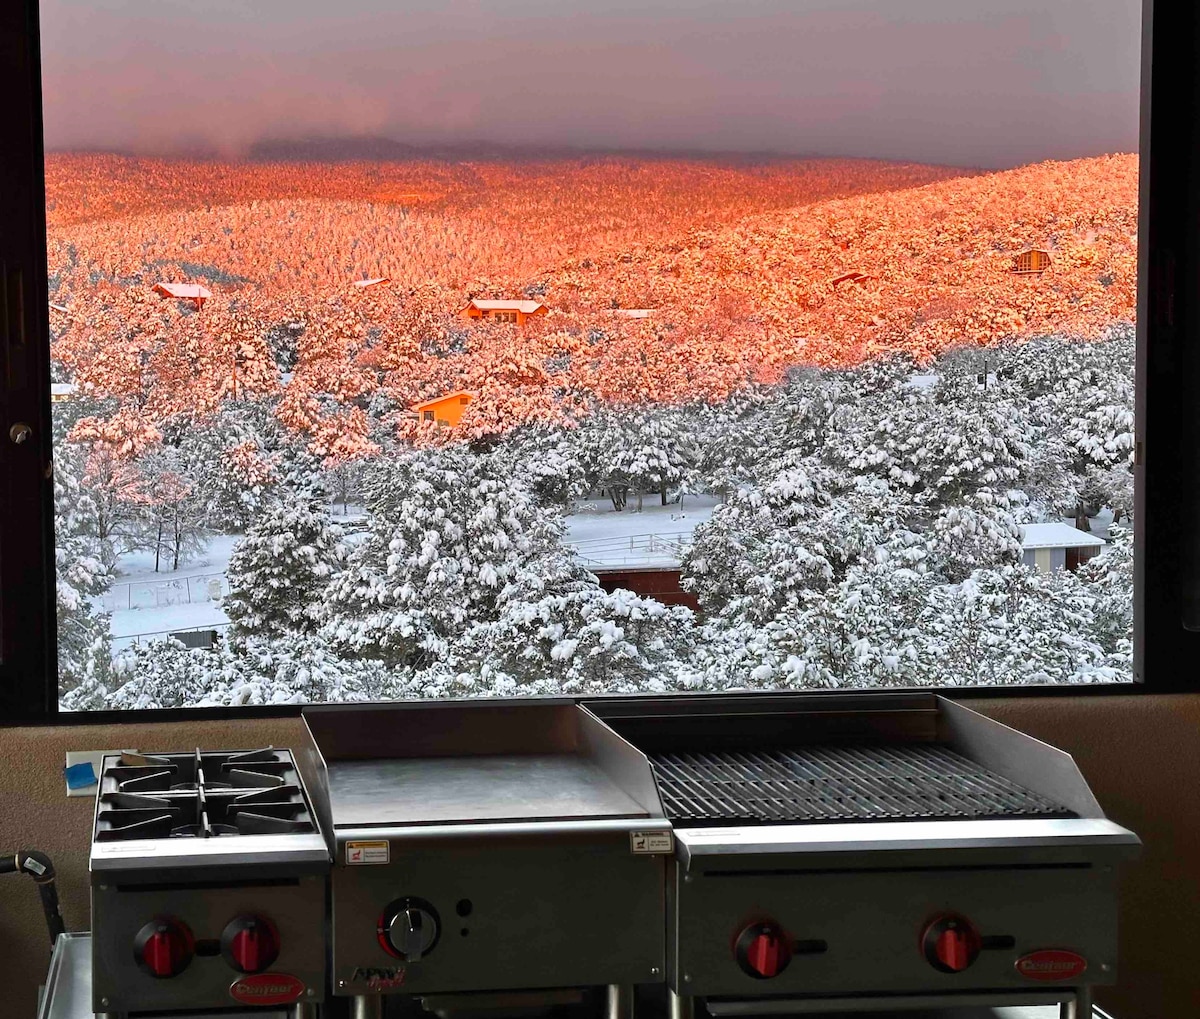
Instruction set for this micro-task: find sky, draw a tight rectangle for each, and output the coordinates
[39,0,1141,169]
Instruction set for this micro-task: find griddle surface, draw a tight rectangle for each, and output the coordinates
[327,754,650,827]
[650,744,1073,825]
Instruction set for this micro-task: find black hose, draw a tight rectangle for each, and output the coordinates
[2,850,66,945]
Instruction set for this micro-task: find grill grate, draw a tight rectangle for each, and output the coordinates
[649,744,1073,825]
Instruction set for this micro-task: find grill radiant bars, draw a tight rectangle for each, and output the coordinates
[648,744,1073,826]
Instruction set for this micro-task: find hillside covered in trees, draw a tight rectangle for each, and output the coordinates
[45,153,1137,707]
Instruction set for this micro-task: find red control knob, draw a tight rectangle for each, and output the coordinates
[735,922,792,979]
[134,918,194,979]
[922,914,982,973]
[221,915,280,974]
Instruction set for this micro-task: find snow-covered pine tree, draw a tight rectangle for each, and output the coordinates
[224,491,344,638]
[54,445,115,709]
[321,446,563,667]
[460,558,697,695]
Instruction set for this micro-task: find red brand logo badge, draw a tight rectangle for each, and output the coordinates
[229,972,307,1005]
[1015,950,1088,981]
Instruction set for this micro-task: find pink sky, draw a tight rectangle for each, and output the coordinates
[40,0,1140,168]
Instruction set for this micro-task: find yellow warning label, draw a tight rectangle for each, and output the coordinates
[345,840,389,865]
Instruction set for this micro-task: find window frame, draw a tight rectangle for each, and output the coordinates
[0,0,1190,724]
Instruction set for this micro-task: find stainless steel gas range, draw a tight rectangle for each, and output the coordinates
[88,748,330,1018]
[59,694,1138,1019]
[301,701,672,1019]
[591,693,1141,1019]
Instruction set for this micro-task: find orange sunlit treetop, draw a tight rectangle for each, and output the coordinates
[45,151,1136,459]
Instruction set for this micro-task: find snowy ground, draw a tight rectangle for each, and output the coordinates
[565,494,720,567]
[101,535,239,651]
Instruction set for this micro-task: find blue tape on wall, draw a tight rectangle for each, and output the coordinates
[64,761,97,790]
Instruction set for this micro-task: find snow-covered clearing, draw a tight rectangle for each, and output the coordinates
[102,534,239,649]
[565,494,719,566]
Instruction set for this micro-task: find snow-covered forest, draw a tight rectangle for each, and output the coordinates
[57,327,1135,709]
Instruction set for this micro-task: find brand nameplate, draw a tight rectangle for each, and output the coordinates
[229,972,306,1005]
[1016,949,1088,981]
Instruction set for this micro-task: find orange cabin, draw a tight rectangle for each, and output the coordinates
[460,299,548,326]
[412,390,474,428]
[1011,249,1052,274]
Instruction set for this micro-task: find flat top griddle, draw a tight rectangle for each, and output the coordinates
[327,753,651,828]
[649,744,1074,826]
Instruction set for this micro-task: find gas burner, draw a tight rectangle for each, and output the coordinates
[170,823,239,838]
[94,747,316,843]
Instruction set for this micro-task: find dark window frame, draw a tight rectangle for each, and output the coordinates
[1,0,1193,724]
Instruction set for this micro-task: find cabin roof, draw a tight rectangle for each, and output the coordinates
[463,299,546,314]
[1020,522,1107,550]
[353,277,391,288]
[153,282,212,300]
[412,389,475,411]
[612,308,656,318]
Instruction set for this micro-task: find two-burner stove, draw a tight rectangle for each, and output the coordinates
[89,747,329,1019]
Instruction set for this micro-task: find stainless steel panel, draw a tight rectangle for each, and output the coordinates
[90,831,329,872]
[303,701,581,762]
[39,933,293,1019]
[339,818,670,844]
[38,934,92,1019]
[670,864,1119,998]
[326,755,649,828]
[91,875,326,1014]
[705,1001,1075,1016]
[331,830,665,994]
[579,705,668,818]
[674,818,1140,869]
[935,699,1107,819]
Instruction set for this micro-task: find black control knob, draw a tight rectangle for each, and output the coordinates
[378,898,440,961]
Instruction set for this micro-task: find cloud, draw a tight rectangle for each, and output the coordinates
[39,0,1141,167]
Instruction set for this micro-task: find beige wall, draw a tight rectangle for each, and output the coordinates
[1,697,1196,1018]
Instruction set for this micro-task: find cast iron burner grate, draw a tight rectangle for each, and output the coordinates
[649,744,1074,825]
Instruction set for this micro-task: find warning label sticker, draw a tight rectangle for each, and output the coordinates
[629,830,673,855]
[345,840,390,866]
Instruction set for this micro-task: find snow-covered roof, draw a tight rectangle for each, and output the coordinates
[464,299,546,314]
[612,308,655,318]
[352,277,391,288]
[50,382,77,397]
[412,389,475,411]
[1020,523,1107,550]
[906,373,939,390]
[49,302,69,314]
[153,282,212,301]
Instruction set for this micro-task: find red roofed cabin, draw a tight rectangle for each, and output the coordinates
[413,390,474,428]
[153,282,212,310]
[1011,249,1052,275]
[461,299,548,326]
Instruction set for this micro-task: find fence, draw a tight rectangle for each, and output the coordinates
[100,571,229,612]
[568,531,694,568]
[111,622,232,654]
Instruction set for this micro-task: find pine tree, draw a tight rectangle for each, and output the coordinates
[224,492,344,638]
[54,446,115,709]
[322,446,563,667]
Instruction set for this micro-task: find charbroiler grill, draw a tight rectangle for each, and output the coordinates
[302,701,672,1019]
[89,747,329,1018]
[591,692,1140,1019]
